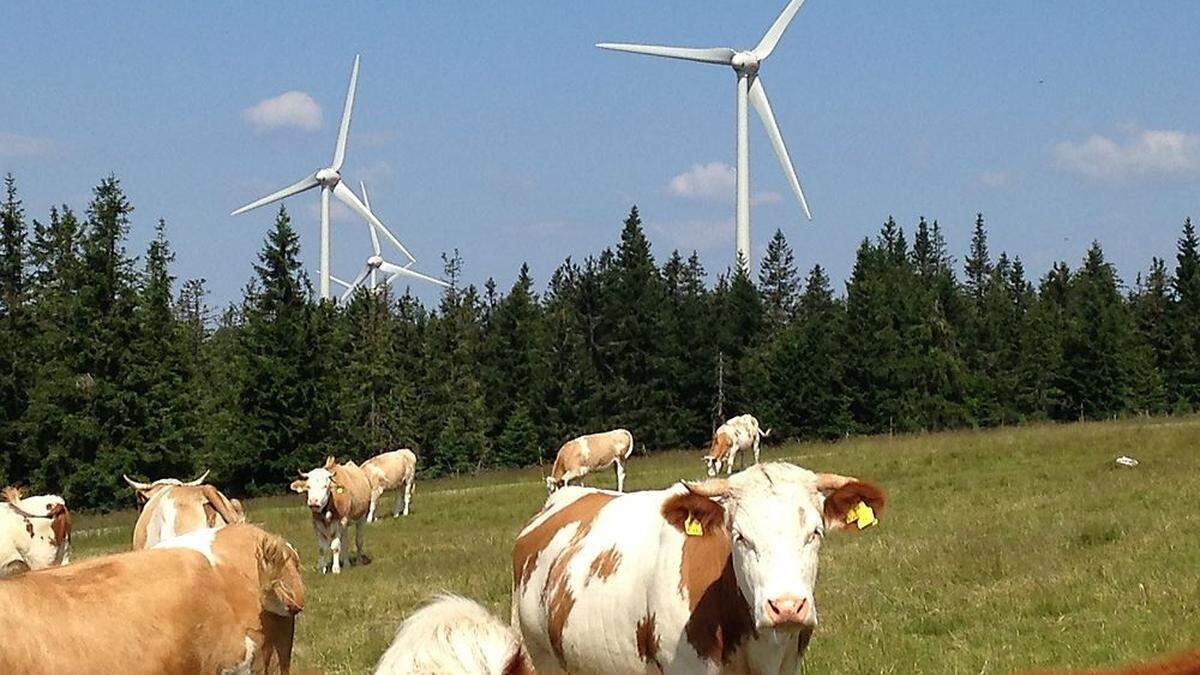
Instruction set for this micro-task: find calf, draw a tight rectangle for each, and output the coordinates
[374,594,533,675]
[545,429,635,494]
[290,456,371,574]
[0,523,304,674]
[127,477,244,550]
[704,414,770,476]
[0,486,72,577]
[362,449,417,521]
[512,462,885,674]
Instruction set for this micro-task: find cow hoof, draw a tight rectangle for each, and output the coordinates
[359,554,373,566]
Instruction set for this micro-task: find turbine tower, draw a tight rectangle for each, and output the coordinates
[598,0,813,270]
[338,181,448,304]
[231,55,401,300]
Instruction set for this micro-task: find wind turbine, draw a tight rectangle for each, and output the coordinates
[598,0,813,270]
[339,181,448,303]
[231,54,402,300]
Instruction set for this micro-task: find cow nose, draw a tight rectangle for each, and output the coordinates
[765,595,812,626]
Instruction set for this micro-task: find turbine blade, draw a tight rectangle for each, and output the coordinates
[379,261,450,288]
[754,0,807,60]
[595,43,735,65]
[340,265,373,303]
[333,182,417,263]
[329,275,352,288]
[361,181,381,256]
[331,54,360,171]
[230,172,320,216]
[748,76,811,219]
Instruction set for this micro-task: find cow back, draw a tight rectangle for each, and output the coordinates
[332,462,372,522]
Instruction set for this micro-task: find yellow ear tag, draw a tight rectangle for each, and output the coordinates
[336,486,344,494]
[845,501,877,530]
[684,514,704,537]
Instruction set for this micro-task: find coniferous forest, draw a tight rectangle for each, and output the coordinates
[1,174,1198,509]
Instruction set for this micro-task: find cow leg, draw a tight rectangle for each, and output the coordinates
[753,435,762,465]
[367,490,379,524]
[727,449,737,475]
[354,519,366,564]
[614,459,626,493]
[330,524,344,574]
[398,480,412,517]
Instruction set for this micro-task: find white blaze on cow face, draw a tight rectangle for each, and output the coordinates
[303,468,334,512]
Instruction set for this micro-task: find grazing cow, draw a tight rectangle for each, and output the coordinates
[290,456,372,574]
[545,429,635,494]
[0,487,72,577]
[126,474,245,550]
[362,449,417,522]
[512,462,885,674]
[0,523,304,675]
[374,594,534,675]
[123,469,211,510]
[704,414,771,476]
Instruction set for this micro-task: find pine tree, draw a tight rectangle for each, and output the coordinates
[964,213,992,303]
[0,174,33,485]
[660,250,714,447]
[1170,218,1200,406]
[758,229,800,333]
[495,404,540,467]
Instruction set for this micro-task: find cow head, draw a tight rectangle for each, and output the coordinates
[681,462,885,631]
[124,470,210,509]
[704,431,734,476]
[292,457,339,513]
[544,475,564,494]
[257,533,305,616]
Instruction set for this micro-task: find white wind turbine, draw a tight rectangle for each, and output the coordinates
[598,0,813,270]
[231,55,410,300]
[338,181,448,303]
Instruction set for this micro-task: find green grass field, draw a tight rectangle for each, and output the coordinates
[70,417,1200,674]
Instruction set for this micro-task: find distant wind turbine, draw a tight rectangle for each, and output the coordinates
[231,55,400,300]
[338,181,448,304]
[598,0,813,270]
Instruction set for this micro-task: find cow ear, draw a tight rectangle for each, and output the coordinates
[663,488,726,535]
[289,479,308,494]
[324,456,336,470]
[821,480,885,532]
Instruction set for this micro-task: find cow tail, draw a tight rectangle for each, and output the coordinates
[624,429,635,459]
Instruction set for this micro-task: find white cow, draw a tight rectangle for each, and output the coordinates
[0,487,72,577]
[545,429,635,494]
[290,456,372,574]
[375,594,533,675]
[704,414,770,476]
[362,449,417,522]
[512,462,885,674]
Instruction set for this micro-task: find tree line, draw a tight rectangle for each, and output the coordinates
[1,174,1197,509]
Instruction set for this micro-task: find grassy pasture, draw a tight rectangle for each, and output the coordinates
[70,416,1200,674]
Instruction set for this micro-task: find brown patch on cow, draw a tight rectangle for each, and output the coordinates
[661,492,726,535]
[23,518,33,537]
[707,430,733,462]
[512,492,616,588]
[636,613,662,669]
[586,546,622,585]
[822,480,886,531]
[501,648,536,675]
[545,578,576,667]
[677,513,756,665]
[48,504,70,548]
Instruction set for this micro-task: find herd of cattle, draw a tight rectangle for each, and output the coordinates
[0,414,1190,674]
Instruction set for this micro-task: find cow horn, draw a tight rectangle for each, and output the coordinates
[123,474,153,491]
[298,470,309,479]
[184,469,211,486]
[324,456,336,470]
[682,478,730,499]
[815,472,857,493]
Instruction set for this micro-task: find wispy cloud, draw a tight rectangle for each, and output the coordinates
[0,132,55,157]
[979,170,1010,187]
[1054,128,1200,179]
[243,91,322,133]
[666,162,782,205]
[353,160,395,189]
[648,217,732,252]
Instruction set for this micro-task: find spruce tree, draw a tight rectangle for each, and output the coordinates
[758,229,800,334]
[0,175,32,485]
[1170,218,1200,406]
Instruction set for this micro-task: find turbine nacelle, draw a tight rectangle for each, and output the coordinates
[315,168,341,187]
[367,254,384,269]
[732,51,760,73]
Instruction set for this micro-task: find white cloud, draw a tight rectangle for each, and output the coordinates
[979,170,1010,187]
[243,91,322,132]
[648,217,732,252]
[666,162,786,205]
[1054,128,1200,179]
[0,132,54,157]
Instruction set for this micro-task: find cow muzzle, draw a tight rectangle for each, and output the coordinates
[765,595,814,627]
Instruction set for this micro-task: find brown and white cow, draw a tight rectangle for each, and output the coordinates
[362,449,417,522]
[374,594,534,675]
[512,462,885,674]
[126,474,245,550]
[0,486,72,577]
[290,456,372,574]
[704,414,770,476]
[545,429,635,494]
[123,469,211,510]
[0,523,304,675]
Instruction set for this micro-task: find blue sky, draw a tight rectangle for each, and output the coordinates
[3,1,1198,306]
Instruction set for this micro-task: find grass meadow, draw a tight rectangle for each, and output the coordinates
[70,416,1200,674]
